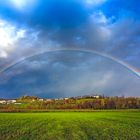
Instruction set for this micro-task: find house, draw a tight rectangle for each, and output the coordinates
[7,100,16,104]
[93,95,100,99]
[0,100,6,104]
[64,98,69,100]
[46,99,53,102]
[38,99,44,101]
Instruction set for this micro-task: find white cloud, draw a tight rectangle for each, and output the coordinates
[0,19,26,58]
[0,50,7,58]
[85,0,107,6]
[90,12,108,25]
[9,0,37,11]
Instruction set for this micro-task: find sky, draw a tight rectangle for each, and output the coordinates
[0,0,140,98]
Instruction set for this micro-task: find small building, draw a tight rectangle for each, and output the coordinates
[46,99,53,102]
[93,95,100,99]
[0,100,6,104]
[7,100,16,104]
[38,99,44,101]
[64,98,69,100]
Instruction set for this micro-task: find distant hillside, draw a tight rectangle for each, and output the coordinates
[0,95,140,111]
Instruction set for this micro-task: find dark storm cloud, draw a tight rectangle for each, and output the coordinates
[105,18,140,68]
[0,51,140,98]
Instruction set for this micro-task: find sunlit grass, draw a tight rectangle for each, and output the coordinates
[0,111,140,140]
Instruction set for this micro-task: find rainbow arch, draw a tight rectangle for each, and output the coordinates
[0,47,140,78]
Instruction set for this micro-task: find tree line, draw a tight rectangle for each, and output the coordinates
[0,96,140,110]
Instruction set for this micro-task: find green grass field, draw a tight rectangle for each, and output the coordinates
[0,111,140,140]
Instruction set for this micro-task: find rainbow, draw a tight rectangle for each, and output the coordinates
[0,47,140,78]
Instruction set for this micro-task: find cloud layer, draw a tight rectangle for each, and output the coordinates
[0,0,140,98]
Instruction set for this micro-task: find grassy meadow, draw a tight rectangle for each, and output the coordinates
[0,110,140,140]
